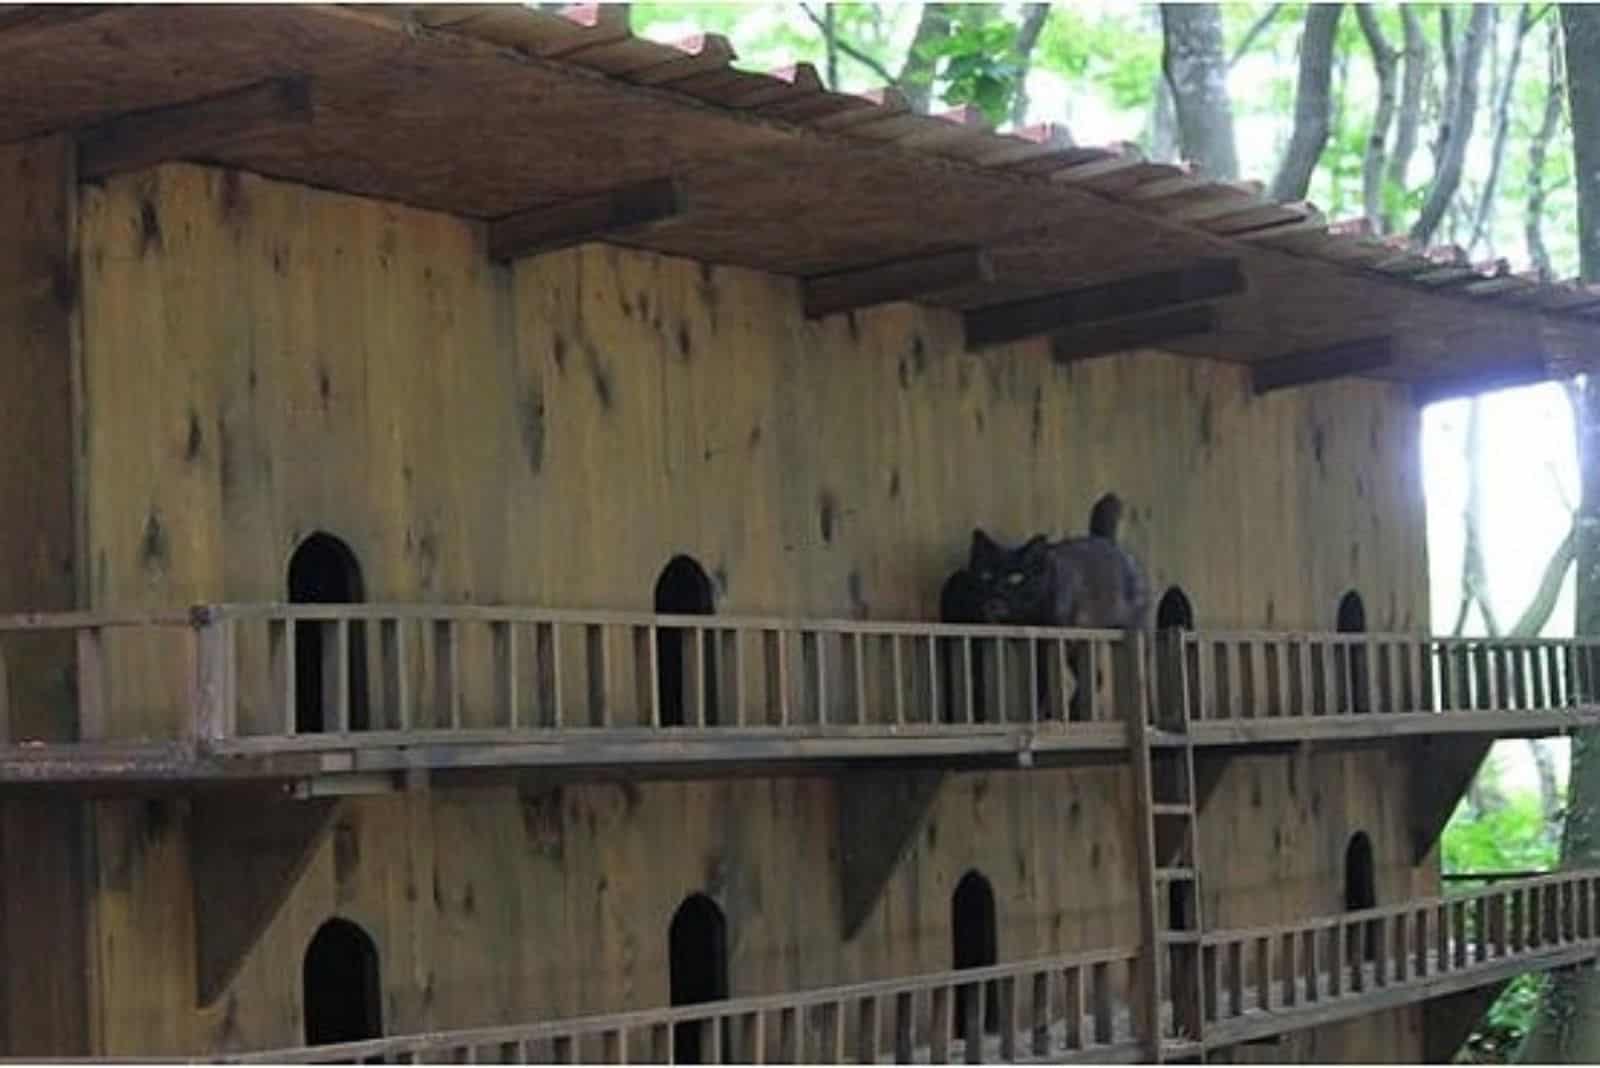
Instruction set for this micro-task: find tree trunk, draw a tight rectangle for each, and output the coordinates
[1385,6,1427,223]
[898,3,957,113]
[1527,20,1565,280]
[1469,6,1535,254]
[1519,18,1600,1057]
[1161,3,1240,180]
[1411,4,1492,246]
[1532,738,1564,830]
[1357,6,1399,227]
[1453,398,1503,637]
[1008,3,1052,127]
[1270,4,1343,202]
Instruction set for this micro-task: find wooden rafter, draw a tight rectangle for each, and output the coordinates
[1049,304,1219,364]
[77,77,312,182]
[802,247,993,319]
[487,177,686,263]
[963,258,1245,351]
[1251,337,1395,395]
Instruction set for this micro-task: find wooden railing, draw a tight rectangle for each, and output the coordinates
[1193,871,1600,1046]
[1170,631,1600,724]
[192,604,1134,741]
[218,945,1145,1065]
[2,605,1598,759]
[206,873,1600,1065]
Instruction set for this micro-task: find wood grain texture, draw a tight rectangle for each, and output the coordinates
[0,136,91,1057]
[72,164,1430,1058]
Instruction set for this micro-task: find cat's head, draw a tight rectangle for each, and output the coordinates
[967,529,1053,624]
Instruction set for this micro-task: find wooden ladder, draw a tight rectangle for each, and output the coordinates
[1131,630,1207,1063]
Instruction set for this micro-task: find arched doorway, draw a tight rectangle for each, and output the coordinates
[1156,586,1196,722]
[1336,590,1369,714]
[1345,831,1377,961]
[951,870,999,1039]
[1156,587,1194,630]
[655,556,717,727]
[288,532,368,733]
[303,918,382,1045]
[669,893,729,1063]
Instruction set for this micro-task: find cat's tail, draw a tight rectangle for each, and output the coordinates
[1088,493,1123,541]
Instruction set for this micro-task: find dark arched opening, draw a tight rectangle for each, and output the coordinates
[670,893,729,1063]
[1336,590,1370,714]
[288,532,368,733]
[1345,831,1377,962]
[303,918,382,1046]
[655,556,718,727]
[1156,587,1194,630]
[952,870,999,1039]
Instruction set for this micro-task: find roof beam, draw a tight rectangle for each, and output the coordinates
[77,77,312,182]
[964,257,1244,350]
[1251,336,1395,395]
[487,177,685,262]
[802,247,994,319]
[1050,304,1218,364]
[1411,358,1552,406]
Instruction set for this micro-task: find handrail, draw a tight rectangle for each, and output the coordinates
[201,871,1600,1065]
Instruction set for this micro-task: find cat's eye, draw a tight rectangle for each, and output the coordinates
[979,571,993,582]
[1007,572,1024,585]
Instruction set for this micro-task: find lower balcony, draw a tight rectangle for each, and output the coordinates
[0,603,1596,790]
[198,871,1600,1065]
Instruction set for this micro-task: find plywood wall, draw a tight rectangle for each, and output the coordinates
[72,163,1431,1058]
[0,135,91,1057]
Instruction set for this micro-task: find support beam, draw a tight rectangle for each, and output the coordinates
[487,177,685,262]
[1050,304,1218,364]
[1251,336,1395,394]
[963,258,1244,350]
[191,791,337,1006]
[1412,358,1551,406]
[838,770,943,940]
[1409,736,1493,864]
[1424,982,1507,1063]
[77,77,312,182]
[802,247,993,319]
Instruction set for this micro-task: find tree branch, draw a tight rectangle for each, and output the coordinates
[1009,3,1053,128]
[1384,6,1426,227]
[800,2,898,89]
[1526,19,1565,281]
[1356,5,1399,227]
[1270,4,1344,202]
[897,2,957,113]
[1469,5,1534,254]
[1510,526,1577,637]
[1411,5,1492,246]
[1162,3,1241,180]
[1228,3,1284,68]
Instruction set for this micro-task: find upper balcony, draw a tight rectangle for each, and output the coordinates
[0,603,1595,791]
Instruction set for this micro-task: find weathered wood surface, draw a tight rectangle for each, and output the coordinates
[154,871,1600,1064]
[0,8,1591,382]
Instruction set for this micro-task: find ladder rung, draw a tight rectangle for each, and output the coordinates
[1151,803,1193,817]
[1156,866,1196,881]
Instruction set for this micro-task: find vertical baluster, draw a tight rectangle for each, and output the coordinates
[931,985,952,1064]
[998,976,1017,1062]
[1056,639,1072,721]
[851,632,867,725]
[961,637,974,724]
[1027,639,1040,724]
[964,981,983,1064]
[1255,935,1271,1011]
[587,624,611,727]
[387,618,411,731]
[1227,941,1243,1017]
[892,634,906,726]
[1329,925,1344,997]
[1303,929,1319,1002]
[1083,640,1099,723]
[266,617,295,736]
[1281,931,1297,1007]
[493,620,518,729]
[894,990,915,1064]
[692,627,708,727]
[1195,636,1213,720]
[732,627,746,727]
[76,625,107,741]
[1321,639,1341,717]
[1393,913,1409,984]
[926,634,940,726]
[1454,901,1469,968]
[857,996,879,1064]
[1475,895,1489,962]
[776,629,792,727]
[1366,638,1382,715]
[1063,966,1083,1050]
[991,635,1007,724]
[1091,961,1111,1046]
[332,618,352,732]
[548,623,566,728]
[1030,973,1051,1057]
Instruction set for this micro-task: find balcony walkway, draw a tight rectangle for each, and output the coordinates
[1,604,1597,788]
[184,871,1600,1065]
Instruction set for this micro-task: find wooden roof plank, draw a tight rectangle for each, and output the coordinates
[487,177,686,262]
[1252,337,1396,394]
[803,247,995,319]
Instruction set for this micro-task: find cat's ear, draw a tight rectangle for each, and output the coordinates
[970,528,1000,566]
[1019,535,1049,564]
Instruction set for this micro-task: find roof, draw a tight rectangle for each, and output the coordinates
[1,2,1594,397]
